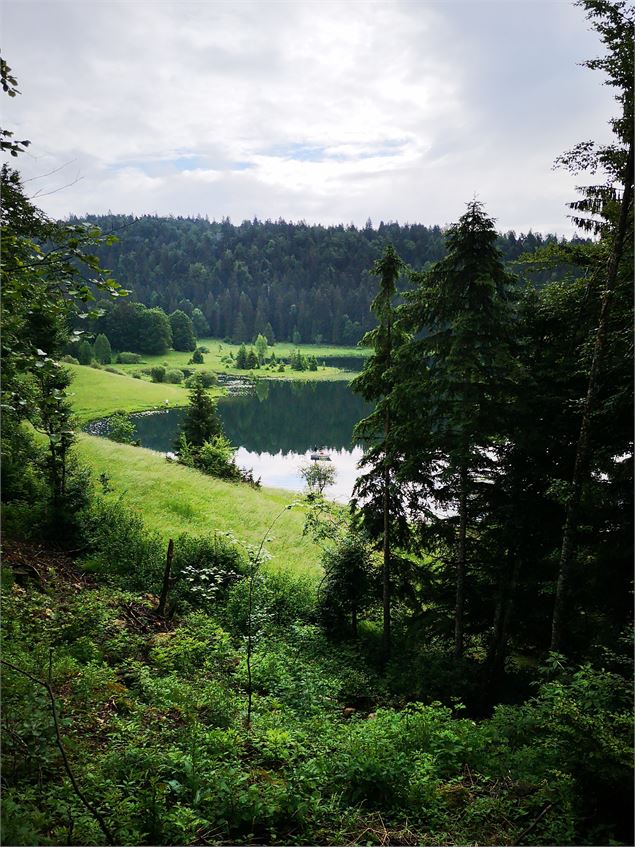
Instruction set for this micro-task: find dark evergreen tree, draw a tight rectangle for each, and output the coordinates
[93,333,112,364]
[400,201,518,658]
[170,309,197,352]
[179,375,223,448]
[235,343,248,369]
[351,245,409,664]
[77,340,93,365]
[191,307,209,337]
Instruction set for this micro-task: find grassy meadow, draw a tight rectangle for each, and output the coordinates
[75,433,322,577]
[67,364,195,424]
[112,337,367,382]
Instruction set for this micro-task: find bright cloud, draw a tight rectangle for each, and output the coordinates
[3,0,617,234]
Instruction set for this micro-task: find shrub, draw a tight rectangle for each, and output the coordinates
[188,348,205,364]
[170,534,247,609]
[60,354,79,364]
[165,368,184,384]
[78,499,164,592]
[116,352,143,364]
[184,370,217,389]
[150,365,166,383]
[195,436,241,480]
[103,366,124,375]
[107,411,136,444]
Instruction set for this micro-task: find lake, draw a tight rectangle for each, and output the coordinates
[88,377,372,502]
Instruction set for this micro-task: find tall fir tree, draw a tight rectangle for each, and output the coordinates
[400,201,518,658]
[179,375,223,448]
[351,245,409,665]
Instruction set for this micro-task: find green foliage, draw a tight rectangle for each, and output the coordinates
[254,333,268,363]
[318,531,376,637]
[77,340,94,365]
[299,461,337,494]
[117,351,143,364]
[79,498,165,592]
[149,365,166,383]
[194,436,241,481]
[107,411,136,444]
[164,368,184,384]
[93,332,112,364]
[179,376,222,448]
[188,347,204,364]
[169,309,197,352]
[184,370,216,389]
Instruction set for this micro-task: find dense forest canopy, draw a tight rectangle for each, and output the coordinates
[78,213,575,345]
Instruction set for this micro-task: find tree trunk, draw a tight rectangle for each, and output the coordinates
[550,142,633,653]
[486,551,521,681]
[351,604,358,639]
[382,455,391,665]
[156,538,174,617]
[454,465,468,659]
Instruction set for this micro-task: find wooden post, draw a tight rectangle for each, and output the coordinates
[156,538,174,617]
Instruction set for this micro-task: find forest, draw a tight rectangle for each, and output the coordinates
[0,1,633,846]
[78,213,572,347]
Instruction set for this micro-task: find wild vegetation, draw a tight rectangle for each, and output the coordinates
[1,3,633,846]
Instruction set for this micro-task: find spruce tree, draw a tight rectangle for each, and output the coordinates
[93,333,112,364]
[235,343,248,369]
[351,244,408,665]
[180,375,223,448]
[170,309,197,352]
[400,201,518,658]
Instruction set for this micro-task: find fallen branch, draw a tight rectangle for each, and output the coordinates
[1,659,115,844]
[512,802,553,845]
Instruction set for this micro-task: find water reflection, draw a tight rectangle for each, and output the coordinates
[89,376,372,502]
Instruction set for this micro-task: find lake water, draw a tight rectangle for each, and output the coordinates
[88,377,372,502]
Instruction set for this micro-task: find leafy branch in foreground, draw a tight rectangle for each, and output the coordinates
[0,659,116,845]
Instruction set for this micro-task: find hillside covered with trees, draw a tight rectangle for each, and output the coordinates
[79,214,573,346]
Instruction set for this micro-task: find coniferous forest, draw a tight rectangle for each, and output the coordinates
[1,1,633,846]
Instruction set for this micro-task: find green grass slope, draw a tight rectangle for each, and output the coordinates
[67,364,193,423]
[75,433,321,577]
[113,338,366,382]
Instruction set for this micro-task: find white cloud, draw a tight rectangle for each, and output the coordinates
[2,0,618,234]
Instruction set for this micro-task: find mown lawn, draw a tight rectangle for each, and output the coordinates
[75,433,322,577]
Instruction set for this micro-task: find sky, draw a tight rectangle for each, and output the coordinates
[2,0,617,236]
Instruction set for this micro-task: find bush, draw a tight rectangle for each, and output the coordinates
[165,368,184,384]
[150,365,166,383]
[184,370,217,389]
[60,354,79,364]
[194,436,241,480]
[116,352,143,364]
[78,499,165,592]
[189,348,205,364]
[171,533,247,609]
[103,366,124,375]
[107,411,136,444]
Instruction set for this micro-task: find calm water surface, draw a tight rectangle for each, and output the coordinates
[89,375,372,502]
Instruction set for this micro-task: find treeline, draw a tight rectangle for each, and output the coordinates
[76,213,575,345]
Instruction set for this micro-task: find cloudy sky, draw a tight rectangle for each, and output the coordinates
[3,0,616,235]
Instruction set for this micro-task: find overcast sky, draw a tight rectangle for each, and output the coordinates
[2,0,616,235]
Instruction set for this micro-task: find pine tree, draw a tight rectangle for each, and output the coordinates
[93,333,112,364]
[400,201,518,658]
[351,245,408,665]
[77,340,93,365]
[549,0,634,653]
[170,309,196,352]
[179,375,223,448]
[235,343,248,369]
